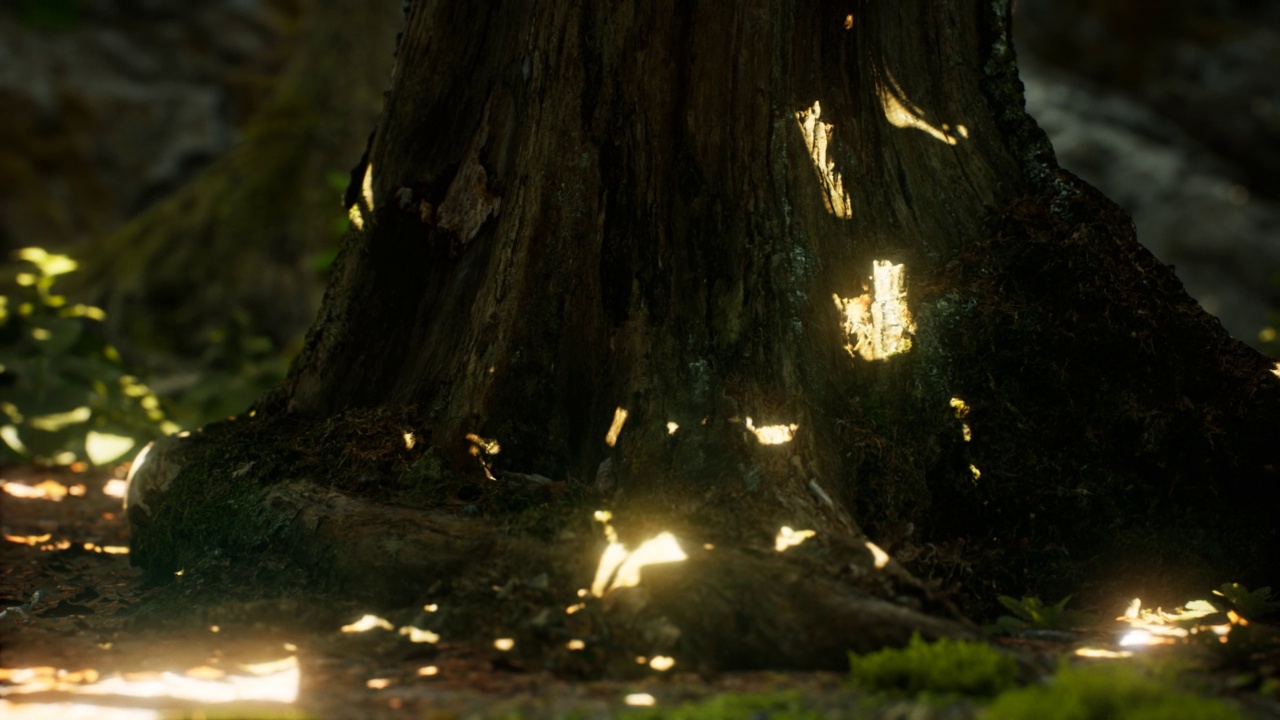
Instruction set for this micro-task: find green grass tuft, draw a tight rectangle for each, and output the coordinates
[987,663,1241,720]
[847,633,1018,697]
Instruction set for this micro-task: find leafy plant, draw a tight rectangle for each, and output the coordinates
[625,691,825,720]
[1213,583,1280,621]
[0,247,176,465]
[994,595,1084,632]
[987,663,1240,720]
[847,633,1018,697]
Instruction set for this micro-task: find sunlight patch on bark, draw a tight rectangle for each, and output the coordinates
[833,260,916,361]
[745,417,798,445]
[877,69,969,146]
[865,540,891,569]
[774,526,816,552]
[795,101,853,220]
[590,532,688,598]
[605,407,629,447]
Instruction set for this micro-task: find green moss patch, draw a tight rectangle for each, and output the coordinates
[847,634,1018,697]
[987,663,1241,720]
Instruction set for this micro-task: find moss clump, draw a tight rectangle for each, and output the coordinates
[626,691,824,720]
[987,664,1240,720]
[847,634,1018,697]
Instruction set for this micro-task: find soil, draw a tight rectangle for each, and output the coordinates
[2,462,1278,719]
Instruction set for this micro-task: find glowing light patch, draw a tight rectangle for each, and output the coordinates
[795,101,853,219]
[666,421,679,435]
[465,433,501,455]
[625,693,657,707]
[590,532,688,597]
[566,639,586,650]
[950,397,972,441]
[398,626,440,644]
[3,480,70,501]
[865,541,891,569]
[6,533,52,546]
[366,678,391,689]
[341,614,394,633]
[834,260,915,361]
[649,656,675,671]
[0,701,158,720]
[494,638,515,651]
[28,406,91,432]
[605,407,629,447]
[417,666,438,677]
[969,464,981,481]
[103,479,127,499]
[565,603,585,615]
[877,69,968,146]
[1272,362,1280,379]
[1074,647,1134,658]
[0,657,298,704]
[423,603,438,612]
[403,432,416,450]
[774,526,816,552]
[745,417,798,445]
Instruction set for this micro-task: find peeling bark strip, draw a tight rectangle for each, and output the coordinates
[435,99,501,246]
[129,0,1280,670]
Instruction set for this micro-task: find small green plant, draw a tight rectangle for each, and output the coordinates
[625,691,824,720]
[987,663,1240,720]
[1213,583,1280,621]
[0,247,176,465]
[994,595,1084,632]
[847,633,1018,697]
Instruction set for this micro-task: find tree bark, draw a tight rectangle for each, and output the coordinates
[126,0,1280,671]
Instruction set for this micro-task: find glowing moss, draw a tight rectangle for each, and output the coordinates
[848,634,1018,697]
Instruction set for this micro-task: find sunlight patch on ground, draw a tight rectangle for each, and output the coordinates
[649,656,676,671]
[774,526,816,552]
[341,614,394,633]
[605,407,628,447]
[625,693,657,707]
[0,700,158,719]
[795,101,853,219]
[2,479,84,501]
[102,478,127,499]
[398,626,439,644]
[0,656,298,705]
[493,638,515,651]
[833,260,915,361]
[1114,597,1241,647]
[745,417,797,445]
[877,68,969,146]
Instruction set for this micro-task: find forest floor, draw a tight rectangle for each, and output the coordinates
[2,463,1278,720]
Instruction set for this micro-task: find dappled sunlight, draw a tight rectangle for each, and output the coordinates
[605,407,629,447]
[666,421,679,435]
[877,69,969,146]
[341,614,394,633]
[795,101,853,219]
[1114,597,1238,647]
[465,431,501,480]
[589,512,688,597]
[493,638,515,651]
[774,526,816,552]
[1272,361,1279,379]
[833,260,915,361]
[746,417,798,445]
[0,656,299,707]
[865,540,891,569]
[625,693,657,707]
[2,479,84,501]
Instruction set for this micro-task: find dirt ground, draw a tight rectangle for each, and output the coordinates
[2,463,1278,719]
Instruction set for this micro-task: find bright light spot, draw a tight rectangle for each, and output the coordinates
[625,693,657,707]
[103,479,127,499]
[591,532,688,597]
[283,643,297,652]
[649,656,675,671]
[398,626,440,643]
[1271,362,1280,379]
[341,614,394,633]
[774,526,816,552]
[0,701,158,719]
[494,638,515,651]
[3,480,70,501]
[865,540,891,569]
[209,625,220,633]
[465,432,500,455]
[666,421,679,435]
[1122,598,1141,620]
[6,533,52,546]
[122,442,154,511]
[795,101,852,219]
[834,260,915,361]
[417,666,438,677]
[877,69,968,145]
[565,603,585,615]
[85,432,136,466]
[28,406,91,432]
[605,407,629,447]
[185,666,224,680]
[1120,630,1170,647]
[423,603,439,612]
[745,417,798,445]
[969,464,981,480]
[0,657,298,704]
[402,432,416,450]
[566,639,586,650]
[1074,647,1133,658]
[366,678,391,690]
[844,14,854,29]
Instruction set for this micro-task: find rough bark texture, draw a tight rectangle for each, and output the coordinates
[126,0,1280,671]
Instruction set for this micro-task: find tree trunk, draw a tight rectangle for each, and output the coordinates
[125,0,1280,672]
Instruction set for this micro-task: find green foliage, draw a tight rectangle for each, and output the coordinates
[847,634,1018,698]
[1213,583,1280,620]
[987,663,1240,720]
[0,247,176,465]
[625,691,824,720]
[157,309,293,427]
[994,595,1083,632]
